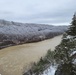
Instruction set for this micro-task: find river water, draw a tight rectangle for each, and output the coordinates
[0,35,62,75]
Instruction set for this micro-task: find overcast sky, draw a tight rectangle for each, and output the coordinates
[0,0,76,25]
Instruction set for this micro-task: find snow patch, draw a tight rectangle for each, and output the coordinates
[43,66,57,75]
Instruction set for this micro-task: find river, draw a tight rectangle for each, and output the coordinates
[0,35,62,75]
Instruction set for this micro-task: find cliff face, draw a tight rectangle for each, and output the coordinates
[0,19,68,49]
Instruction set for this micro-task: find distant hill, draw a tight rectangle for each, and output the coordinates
[0,19,68,49]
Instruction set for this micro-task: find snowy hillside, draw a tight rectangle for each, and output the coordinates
[0,19,68,49]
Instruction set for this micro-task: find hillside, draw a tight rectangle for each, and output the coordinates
[0,19,68,49]
[23,14,76,75]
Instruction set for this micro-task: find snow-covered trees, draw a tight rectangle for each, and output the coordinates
[0,19,67,49]
[55,33,76,63]
[67,13,76,35]
[55,13,76,75]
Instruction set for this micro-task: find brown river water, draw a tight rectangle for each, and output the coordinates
[0,35,62,75]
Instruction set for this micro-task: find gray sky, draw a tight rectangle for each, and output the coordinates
[0,0,76,25]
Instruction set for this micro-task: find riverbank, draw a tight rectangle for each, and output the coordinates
[0,34,62,50]
[0,35,62,75]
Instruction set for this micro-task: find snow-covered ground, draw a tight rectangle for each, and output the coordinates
[43,66,57,75]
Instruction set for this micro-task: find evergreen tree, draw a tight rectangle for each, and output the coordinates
[54,33,76,63]
[54,13,76,75]
[67,13,76,35]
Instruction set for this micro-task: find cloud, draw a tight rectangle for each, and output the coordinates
[0,0,76,25]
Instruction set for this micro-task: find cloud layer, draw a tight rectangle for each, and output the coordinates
[0,0,76,25]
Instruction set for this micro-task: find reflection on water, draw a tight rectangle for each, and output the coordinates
[0,35,62,75]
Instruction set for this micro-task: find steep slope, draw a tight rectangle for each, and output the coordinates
[23,13,76,75]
